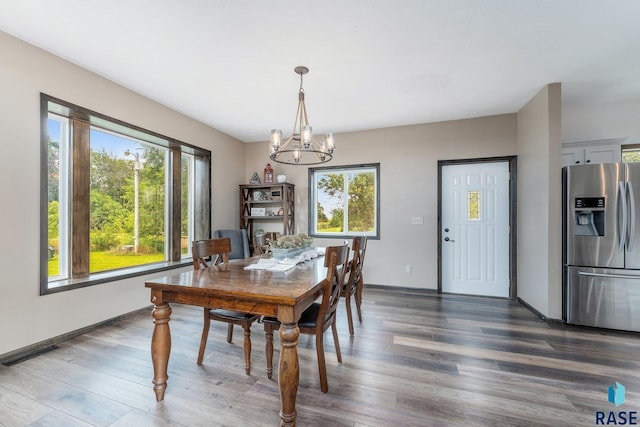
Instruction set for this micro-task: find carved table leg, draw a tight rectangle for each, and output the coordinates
[278,322,300,427]
[151,300,172,401]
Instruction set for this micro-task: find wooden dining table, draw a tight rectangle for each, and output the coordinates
[145,255,327,427]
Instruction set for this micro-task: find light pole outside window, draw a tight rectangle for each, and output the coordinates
[125,150,142,253]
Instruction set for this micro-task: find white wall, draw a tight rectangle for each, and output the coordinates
[246,115,517,289]
[562,99,640,143]
[517,83,562,319]
[0,31,245,356]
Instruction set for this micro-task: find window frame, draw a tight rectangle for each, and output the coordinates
[308,163,380,240]
[40,93,211,295]
[47,113,71,280]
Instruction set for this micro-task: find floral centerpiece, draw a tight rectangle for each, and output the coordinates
[269,233,313,259]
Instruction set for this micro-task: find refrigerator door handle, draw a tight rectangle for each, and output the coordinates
[627,181,636,250]
[618,181,628,252]
[578,271,640,280]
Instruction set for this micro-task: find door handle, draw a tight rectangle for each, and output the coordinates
[444,237,455,242]
[618,181,627,252]
[578,271,640,280]
[628,181,635,249]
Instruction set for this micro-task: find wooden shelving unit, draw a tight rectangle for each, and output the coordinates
[240,183,295,250]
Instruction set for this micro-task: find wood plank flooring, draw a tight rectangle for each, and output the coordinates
[1,287,639,426]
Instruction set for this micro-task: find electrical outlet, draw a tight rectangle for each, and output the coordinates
[411,216,424,225]
[405,265,412,274]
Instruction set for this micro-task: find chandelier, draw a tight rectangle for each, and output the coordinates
[270,66,335,165]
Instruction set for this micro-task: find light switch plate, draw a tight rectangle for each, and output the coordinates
[411,216,424,225]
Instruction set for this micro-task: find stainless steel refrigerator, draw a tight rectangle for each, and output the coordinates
[563,163,640,332]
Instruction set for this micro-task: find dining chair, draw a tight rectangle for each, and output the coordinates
[212,229,252,344]
[213,229,250,260]
[262,244,349,393]
[252,231,281,256]
[192,238,260,374]
[342,236,367,336]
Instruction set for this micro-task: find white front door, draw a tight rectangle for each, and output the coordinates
[441,162,510,297]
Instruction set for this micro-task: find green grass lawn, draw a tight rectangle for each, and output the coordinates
[317,222,342,233]
[318,227,342,233]
[48,251,166,276]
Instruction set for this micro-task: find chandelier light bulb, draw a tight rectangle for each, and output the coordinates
[302,125,312,148]
[271,129,282,152]
[326,133,335,154]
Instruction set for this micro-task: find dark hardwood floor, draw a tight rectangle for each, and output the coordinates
[1,287,639,426]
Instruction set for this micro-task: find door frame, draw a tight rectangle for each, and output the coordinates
[437,156,518,299]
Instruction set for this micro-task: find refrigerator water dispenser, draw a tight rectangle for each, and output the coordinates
[574,197,605,236]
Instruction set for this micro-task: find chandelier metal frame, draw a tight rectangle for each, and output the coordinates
[269,66,334,165]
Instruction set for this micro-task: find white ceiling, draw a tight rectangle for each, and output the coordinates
[1,0,639,142]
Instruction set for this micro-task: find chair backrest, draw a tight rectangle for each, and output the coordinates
[359,235,368,266]
[265,231,281,244]
[192,238,231,270]
[346,236,367,291]
[253,231,283,256]
[213,229,250,260]
[317,244,350,326]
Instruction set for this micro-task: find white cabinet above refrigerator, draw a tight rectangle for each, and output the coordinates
[561,140,622,167]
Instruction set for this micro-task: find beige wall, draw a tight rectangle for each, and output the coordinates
[246,115,518,288]
[516,83,562,319]
[0,31,245,355]
[0,28,569,357]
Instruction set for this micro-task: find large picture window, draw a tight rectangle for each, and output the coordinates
[309,163,380,239]
[41,94,211,294]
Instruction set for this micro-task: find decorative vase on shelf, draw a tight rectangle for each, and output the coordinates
[277,174,286,183]
[250,172,261,185]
